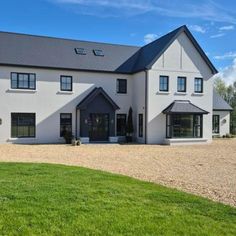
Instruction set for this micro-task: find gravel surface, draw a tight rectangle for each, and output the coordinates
[0,139,236,206]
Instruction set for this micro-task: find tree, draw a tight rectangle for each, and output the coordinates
[214,77,227,99]
[126,107,134,142]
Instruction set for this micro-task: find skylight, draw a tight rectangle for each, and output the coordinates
[75,48,86,55]
[93,49,104,57]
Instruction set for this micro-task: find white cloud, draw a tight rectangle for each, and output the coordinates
[189,25,206,33]
[210,33,225,38]
[48,0,236,23]
[214,52,236,60]
[144,34,158,44]
[219,25,235,31]
[217,58,236,85]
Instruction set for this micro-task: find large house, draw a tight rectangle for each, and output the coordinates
[0,25,232,145]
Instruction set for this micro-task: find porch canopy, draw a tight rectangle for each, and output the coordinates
[77,87,120,110]
[162,100,209,114]
[76,87,119,141]
[162,100,209,139]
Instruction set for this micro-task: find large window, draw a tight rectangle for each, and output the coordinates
[116,79,127,94]
[138,114,143,137]
[212,115,220,134]
[60,76,73,91]
[60,113,72,137]
[177,77,186,92]
[194,78,203,93]
[116,114,126,136]
[166,114,202,138]
[159,76,169,92]
[11,113,36,138]
[11,73,36,90]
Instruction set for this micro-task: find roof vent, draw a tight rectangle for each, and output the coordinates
[93,49,104,57]
[75,48,86,55]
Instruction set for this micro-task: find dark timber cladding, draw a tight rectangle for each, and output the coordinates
[77,87,119,140]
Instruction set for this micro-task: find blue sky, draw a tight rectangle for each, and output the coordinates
[0,0,236,84]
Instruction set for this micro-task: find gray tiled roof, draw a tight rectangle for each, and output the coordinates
[162,100,209,114]
[213,90,233,111]
[0,25,218,74]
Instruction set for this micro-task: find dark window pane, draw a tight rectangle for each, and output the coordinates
[212,115,220,134]
[60,113,72,137]
[177,77,186,92]
[166,114,202,138]
[11,113,36,138]
[61,76,72,91]
[194,78,203,93]
[117,114,126,136]
[159,76,169,91]
[75,48,86,55]
[117,79,127,94]
[11,73,36,90]
[93,49,104,56]
[138,114,143,137]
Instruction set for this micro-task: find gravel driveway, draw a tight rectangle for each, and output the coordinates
[0,139,236,206]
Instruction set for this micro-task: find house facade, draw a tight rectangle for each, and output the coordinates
[0,26,232,145]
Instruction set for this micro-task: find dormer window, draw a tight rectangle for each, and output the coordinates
[93,49,104,56]
[75,48,86,55]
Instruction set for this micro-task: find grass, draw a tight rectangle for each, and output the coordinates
[0,163,235,235]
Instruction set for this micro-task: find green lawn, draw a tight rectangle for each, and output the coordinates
[0,163,235,235]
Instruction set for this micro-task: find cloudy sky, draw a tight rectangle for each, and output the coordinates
[0,0,236,84]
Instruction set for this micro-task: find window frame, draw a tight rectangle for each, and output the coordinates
[11,113,36,138]
[116,79,127,94]
[138,114,143,138]
[116,114,127,136]
[212,115,220,134]
[11,72,36,90]
[93,49,104,57]
[194,77,203,93]
[159,75,169,92]
[60,113,72,137]
[177,76,187,93]
[75,48,86,55]
[60,75,73,92]
[166,114,203,138]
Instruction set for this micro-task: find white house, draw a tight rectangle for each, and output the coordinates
[0,25,232,145]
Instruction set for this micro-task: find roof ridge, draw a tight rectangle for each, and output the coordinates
[0,30,141,49]
[141,25,186,49]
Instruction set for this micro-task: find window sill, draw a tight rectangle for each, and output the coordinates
[212,133,220,135]
[7,137,37,141]
[57,91,74,95]
[192,92,204,96]
[116,93,128,96]
[175,92,187,95]
[157,91,170,95]
[6,89,37,93]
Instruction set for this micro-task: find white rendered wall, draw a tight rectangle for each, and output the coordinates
[213,111,230,136]
[0,66,134,143]
[132,71,146,143]
[147,32,214,144]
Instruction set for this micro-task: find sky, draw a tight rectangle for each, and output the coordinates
[0,0,236,84]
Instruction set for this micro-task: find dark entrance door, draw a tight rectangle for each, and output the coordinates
[89,113,109,141]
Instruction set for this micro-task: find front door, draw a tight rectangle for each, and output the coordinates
[89,113,109,141]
